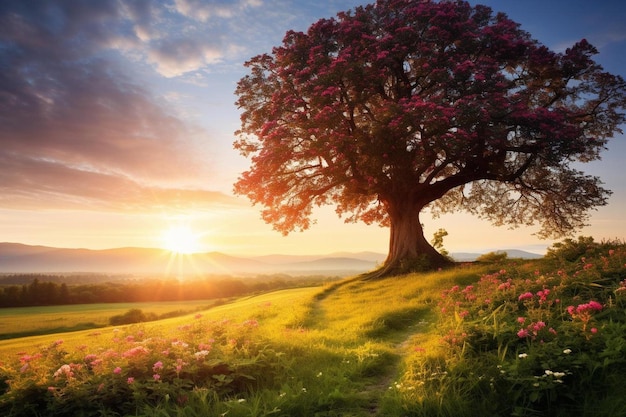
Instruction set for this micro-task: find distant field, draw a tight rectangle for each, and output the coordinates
[0,299,223,339]
[0,287,317,357]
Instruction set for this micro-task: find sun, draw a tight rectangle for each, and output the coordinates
[160,225,202,254]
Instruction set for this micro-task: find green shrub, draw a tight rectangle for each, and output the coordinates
[109,308,156,325]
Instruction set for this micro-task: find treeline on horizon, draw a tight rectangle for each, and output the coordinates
[0,274,335,308]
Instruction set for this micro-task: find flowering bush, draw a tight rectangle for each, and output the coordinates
[428,238,626,415]
[0,316,286,416]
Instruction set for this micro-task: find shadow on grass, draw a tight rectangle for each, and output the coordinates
[0,322,105,340]
[364,307,432,340]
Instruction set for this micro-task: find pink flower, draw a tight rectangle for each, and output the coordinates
[127,377,135,384]
[517,317,526,324]
[588,301,603,311]
[531,321,546,333]
[517,329,529,338]
[153,361,163,371]
[113,367,122,374]
[590,327,598,334]
[53,364,74,379]
[518,292,534,301]
[153,373,161,381]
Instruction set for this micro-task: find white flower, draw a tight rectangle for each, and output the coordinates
[563,348,572,354]
[194,350,210,359]
[518,353,528,358]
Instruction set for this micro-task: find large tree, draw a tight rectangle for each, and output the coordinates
[234,0,626,276]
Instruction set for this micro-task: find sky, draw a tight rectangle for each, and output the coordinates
[1,0,625,257]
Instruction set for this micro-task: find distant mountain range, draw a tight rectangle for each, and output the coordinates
[0,242,542,276]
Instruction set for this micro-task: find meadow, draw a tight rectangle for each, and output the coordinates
[1,237,625,416]
[0,300,225,340]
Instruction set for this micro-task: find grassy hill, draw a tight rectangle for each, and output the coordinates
[1,237,625,416]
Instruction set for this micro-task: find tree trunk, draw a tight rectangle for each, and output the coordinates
[368,200,452,278]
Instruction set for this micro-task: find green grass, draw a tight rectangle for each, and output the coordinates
[1,239,626,416]
[0,299,229,339]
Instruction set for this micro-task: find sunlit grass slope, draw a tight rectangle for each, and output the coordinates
[0,299,227,340]
[2,237,626,416]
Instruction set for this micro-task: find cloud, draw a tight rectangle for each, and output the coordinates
[174,0,262,22]
[0,0,231,211]
[0,152,239,211]
[149,37,224,77]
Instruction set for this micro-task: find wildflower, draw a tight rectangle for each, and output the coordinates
[590,327,598,334]
[497,281,511,291]
[531,321,546,333]
[194,313,203,319]
[113,367,122,375]
[587,301,603,311]
[84,354,98,362]
[54,364,74,379]
[517,317,526,324]
[122,346,149,358]
[127,377,135,384]
[194,350,210,359]
[237,399,246,403]
[517,329,529,338]
[537,289,550,303]
[317,372,323,377]
[153,373,161,381]
[175,358,186,374]
[518,292,534,301]
[518,353,528,359]
[563,349,572,354]
[153,361,163,371]
[198,343,212,350]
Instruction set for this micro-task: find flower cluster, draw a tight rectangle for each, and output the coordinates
[1,317,285,416]
[567,300,603,333]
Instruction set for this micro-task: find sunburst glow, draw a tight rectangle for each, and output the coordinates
[160,225,202,254]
